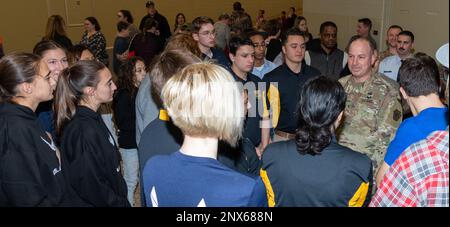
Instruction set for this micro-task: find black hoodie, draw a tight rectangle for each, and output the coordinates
[0,102,74,206]
[60,106,130,207]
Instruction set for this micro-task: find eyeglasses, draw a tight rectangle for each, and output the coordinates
[198,30,216,37]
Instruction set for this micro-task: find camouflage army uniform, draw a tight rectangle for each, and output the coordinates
[337,72,402,173]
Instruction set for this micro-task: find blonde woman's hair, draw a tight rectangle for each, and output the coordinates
[162,62,244,146]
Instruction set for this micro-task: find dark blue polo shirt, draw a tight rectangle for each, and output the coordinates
[263,63,320,134]
[230,70,264,146]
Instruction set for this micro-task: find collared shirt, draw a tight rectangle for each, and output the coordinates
[263,63,321,134]
[379,54,404,81]
[378,49,395,63]
[385,107,449,165]
[202,47,231,69]
[370,129,449,207]
[252,59,277,80]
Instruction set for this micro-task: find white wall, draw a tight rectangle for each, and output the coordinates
[387,0,448,58]
[303,0,384,50]
[303,0,449,57]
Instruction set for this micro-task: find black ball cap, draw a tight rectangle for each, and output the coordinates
[146,1,155,8]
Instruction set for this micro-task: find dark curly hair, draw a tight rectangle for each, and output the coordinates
[295,76,347,155]
[118,56,145,96]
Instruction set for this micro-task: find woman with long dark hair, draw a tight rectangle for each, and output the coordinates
[261,76,373,207]
[112,56,146,206]
[43,15,73,50]
[173,13,186,34]
[0,53,73,206]
[55,60,129,207]
[293,16,313,43]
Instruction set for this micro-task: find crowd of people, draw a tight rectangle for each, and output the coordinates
[0,1,448,207]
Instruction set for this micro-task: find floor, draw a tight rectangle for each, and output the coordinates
[133,182,142,207]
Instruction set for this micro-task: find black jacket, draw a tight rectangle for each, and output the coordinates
[218,138,261,177]
[113,88,137,149]
[266,39,282,62]
[60,106,130,207]
[130,32,164,66]
[49,33,73,50]
[0,102,74,206]
[139,12,172,41]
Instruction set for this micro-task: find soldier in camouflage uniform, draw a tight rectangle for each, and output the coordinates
[378,25,403,63]
[337,37,402,176]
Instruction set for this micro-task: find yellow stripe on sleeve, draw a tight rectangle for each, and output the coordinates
[348,182,369,207]
[260,169,275,207]
[267,84,280,129]
[159,109,170,122]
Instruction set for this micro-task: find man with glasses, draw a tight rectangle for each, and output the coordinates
[192,16,230,69]
[263,28,320,143]
[306,21,347,81]
[248,31,277,80]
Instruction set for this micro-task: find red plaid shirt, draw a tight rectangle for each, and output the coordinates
[370,129,449,207]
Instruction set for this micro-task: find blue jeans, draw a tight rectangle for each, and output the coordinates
[120,148,139,206]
